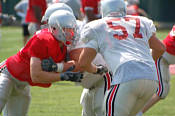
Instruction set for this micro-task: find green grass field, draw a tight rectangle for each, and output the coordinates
[0,26,175,116]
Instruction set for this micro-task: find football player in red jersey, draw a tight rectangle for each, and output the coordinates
[136,25,175,116]
[26,0,47,34]
[0,10,82,116]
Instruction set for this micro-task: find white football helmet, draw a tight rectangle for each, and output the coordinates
[128,0,140,5]
[100,0,126,18]
[48,10,77,46]
[41,3,73,23]
[57,0,82,19]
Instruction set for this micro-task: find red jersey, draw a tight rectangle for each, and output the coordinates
[127,4,139,16]
[163,25,175,55]
[6,28,67,88]
[81,0,100,15]
[25,0,47,23]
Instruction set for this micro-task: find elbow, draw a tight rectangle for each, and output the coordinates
[160,44,166,55]
[31,77,39,83]
[78,63,88,72]
[31,72,41,83]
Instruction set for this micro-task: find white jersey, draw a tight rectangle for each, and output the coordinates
[14,0,28,24]
[80,15,158,84]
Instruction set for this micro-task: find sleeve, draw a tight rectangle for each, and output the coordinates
[29,36,48,59]
[14,2,26,18]
[170,25,175,37]
[14,2,22,11]
[143,17,156,40]
[80,24,99,52]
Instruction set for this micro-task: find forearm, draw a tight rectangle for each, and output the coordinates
[31,57,62,83]
[31,69,62,83]
[17,12,25,18]
[152,49,165,61]
[149,34,166,61]
[63,60,76,72]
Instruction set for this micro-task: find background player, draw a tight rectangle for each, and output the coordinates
[26,0,47,35]
[81,0,101,22]
[14,0,30,45]
[136,24,175,116]
[53,0,83,20]
[126,0,148,17]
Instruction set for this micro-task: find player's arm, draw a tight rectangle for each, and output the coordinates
[77,48,97,73]
[69,48,84,61]
[30,57,62,83]
[68,48,84,72]
[149,33,166,61]
[35,57,83,82]
[137,8,148,17]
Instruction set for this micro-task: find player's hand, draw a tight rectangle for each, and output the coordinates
[41,57,57,72]
[9,15,16,22]
[95,65,108,75]
[60,71,83,82]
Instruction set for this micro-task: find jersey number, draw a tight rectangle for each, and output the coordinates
[106,17,143,40]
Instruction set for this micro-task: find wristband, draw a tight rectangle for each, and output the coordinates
[56,63,64,72]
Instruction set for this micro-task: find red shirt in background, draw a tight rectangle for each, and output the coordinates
[81,0,100,15]
[163,25,175,55]
[25,0,47,23]
[6,29,67,88]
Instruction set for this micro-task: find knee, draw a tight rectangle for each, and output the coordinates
[23,86,32,102]
[157,81,170,99]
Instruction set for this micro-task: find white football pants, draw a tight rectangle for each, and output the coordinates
[155,51,175,98]
[103,79,158,116]
[80,80,105,116]
[0,68,31,116]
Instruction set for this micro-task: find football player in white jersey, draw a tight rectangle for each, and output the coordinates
[75,0,166,116]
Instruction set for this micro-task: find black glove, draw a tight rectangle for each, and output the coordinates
[95,65,108,75]
[60,71,83,82]
[41,57,57,72]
